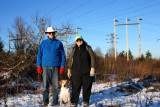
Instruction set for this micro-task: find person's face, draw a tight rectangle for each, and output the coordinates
[76,39,83,47]
[47,32,55,39]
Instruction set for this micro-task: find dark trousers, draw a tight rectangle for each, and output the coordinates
[71,74,92,104]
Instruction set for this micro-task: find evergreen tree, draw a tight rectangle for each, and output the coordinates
[145,50,152,59]
[125,49,134,60]
[129,49,134,60]
[0,37,4,52]
[118,50,125,58]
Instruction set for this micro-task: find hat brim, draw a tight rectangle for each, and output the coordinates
[45,31,57,34]
[75,38,83,41]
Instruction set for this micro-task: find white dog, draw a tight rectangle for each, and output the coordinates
[59,80,71,106]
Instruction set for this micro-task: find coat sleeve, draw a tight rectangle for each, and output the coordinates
[68,48,75,69]
[60,42,66,67]
[88,46,95,68]
[37,43,43,67]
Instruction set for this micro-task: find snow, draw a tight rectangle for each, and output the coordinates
[0,71,11,80]
[0,81,160,107]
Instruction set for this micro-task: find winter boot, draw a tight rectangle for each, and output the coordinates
[82,102,89,107]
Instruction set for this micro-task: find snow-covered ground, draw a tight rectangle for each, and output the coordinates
[0,80,160,107]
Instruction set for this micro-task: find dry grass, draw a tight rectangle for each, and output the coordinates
[95,57,160,82]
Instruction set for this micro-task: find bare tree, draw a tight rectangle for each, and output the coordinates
[106,48,115,58]
[94,47,103,58]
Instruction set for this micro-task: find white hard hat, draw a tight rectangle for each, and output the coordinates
[45,27,57,34]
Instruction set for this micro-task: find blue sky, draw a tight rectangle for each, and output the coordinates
[0,0,160,58]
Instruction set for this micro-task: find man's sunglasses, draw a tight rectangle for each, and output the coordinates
[48,32,55,34]
[76,39,82,42]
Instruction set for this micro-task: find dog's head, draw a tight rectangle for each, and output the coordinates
[59,80,70,88]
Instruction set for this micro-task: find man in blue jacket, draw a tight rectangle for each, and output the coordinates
[37,27,66,106]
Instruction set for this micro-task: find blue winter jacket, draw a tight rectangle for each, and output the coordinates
[37,38,66,67]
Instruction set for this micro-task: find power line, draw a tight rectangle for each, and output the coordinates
[78,2,160,27]
[79,9,160,27]
[54,0,92,20]
[70,0,117,20]
[142,20,160,26]
[128,9,160,18]
[46,0,69,15]
[141,27,160,34]
[116,2,160,17]
[82,28,107,33]
[96,0,153,20]
[77,0,154,26]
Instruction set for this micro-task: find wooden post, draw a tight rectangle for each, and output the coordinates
[76,27,78,36]
[65,28,69,59]
[114,18,141,61]
[138,17,141,58]
[126,18,129,61]
[76,27,81,36]
[114,18,117,61]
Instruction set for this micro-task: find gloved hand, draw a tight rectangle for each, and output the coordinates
[37,66,43,74]
[90,68,95,77]
[67,69,71,78]
[59,67,65,75]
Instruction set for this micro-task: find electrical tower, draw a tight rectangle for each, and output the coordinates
[106,33,118,57]
[114,17,142,61]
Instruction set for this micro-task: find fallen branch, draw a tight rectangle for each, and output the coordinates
[2,61,24,70]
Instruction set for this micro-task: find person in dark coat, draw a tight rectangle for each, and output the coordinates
[67,35,95,106]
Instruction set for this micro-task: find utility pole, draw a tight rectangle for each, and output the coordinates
[138,17,141,58]
[9,35,22,53]
[76,27,81,36]
[114,18,142,61]
[114,18,117,61]
[56,28,76,59]
[126,18,129,61]
[65,28,69,59]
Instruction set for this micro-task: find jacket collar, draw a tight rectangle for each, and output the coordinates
[47,37,56,41]
[47,37,56,44]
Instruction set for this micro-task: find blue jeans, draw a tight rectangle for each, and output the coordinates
[42,67,59,105]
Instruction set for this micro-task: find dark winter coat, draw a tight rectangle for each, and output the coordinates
[68,43,95,75]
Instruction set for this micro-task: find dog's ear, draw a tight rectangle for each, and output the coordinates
[59,80,63,85]
[67,80,71,85]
